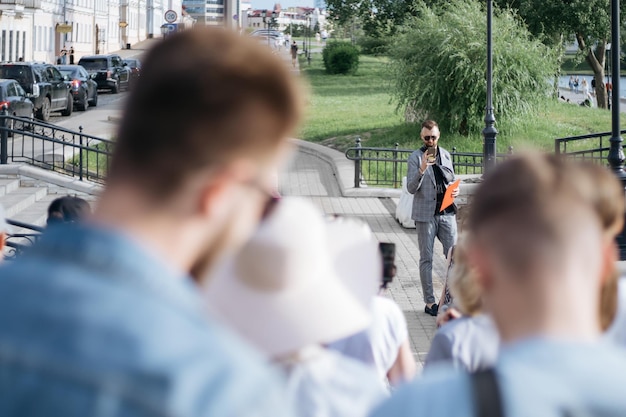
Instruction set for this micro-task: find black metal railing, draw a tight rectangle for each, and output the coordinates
[344,137,513,188]
[0,110,112,183]
[554,129,626,163]
[3,219,44,261]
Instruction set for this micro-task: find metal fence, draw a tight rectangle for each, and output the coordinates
[0,110,112,184]
[344,138,513,188]
[3,219,44,261]
[554,129,626,164]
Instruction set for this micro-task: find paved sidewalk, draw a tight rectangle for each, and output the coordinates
[278,148,449,371]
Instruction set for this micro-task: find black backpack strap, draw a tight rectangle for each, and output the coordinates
[471,369,505,417]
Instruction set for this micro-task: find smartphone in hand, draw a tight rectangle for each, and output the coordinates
[426,146,437,164]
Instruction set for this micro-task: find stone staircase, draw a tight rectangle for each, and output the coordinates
[0,164,101,258]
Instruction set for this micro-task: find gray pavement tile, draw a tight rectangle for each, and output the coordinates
[279,150,450,369]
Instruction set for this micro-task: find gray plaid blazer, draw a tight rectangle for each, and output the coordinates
[407,147,456,222]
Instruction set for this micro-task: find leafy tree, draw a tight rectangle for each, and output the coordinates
[390,0,558,135]
[495,0,626,109]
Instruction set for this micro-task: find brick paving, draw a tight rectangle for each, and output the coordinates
[278,149,449,371]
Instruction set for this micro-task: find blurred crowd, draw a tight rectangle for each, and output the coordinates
[1,26,626,417]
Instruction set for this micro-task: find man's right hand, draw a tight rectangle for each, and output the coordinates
[420,152,434,174]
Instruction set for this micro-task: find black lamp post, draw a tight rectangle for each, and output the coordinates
[608,0,626,260]
[482,0,498,173]
[307,14,312,65]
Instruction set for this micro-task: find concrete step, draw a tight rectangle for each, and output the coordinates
[10,194,59,227]
[0,187,48,218]
[0,178,20,197]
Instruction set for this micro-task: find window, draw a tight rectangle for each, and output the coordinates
[15,83,25,97]
[15,32,19,61]
[7,82,17,97]
[22,32,25,60]
[1,31,5,62]
[9,31,13,62]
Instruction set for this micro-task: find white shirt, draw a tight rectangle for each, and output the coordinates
[279,346,387,417]
[327,296,408,381]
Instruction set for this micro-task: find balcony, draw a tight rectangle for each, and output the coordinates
[23,0,40,7]
[0,0,24,4]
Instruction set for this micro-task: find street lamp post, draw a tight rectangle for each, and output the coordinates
[482,0,498,173]
[608,0,626,260]
[262,10,269,48]
[306,14,311,66]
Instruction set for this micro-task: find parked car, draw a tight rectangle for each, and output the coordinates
[123,58,141,87]
[78,54,130,94]
[57,65,98,111]
[0,79,34,135]
[0,62,73,121]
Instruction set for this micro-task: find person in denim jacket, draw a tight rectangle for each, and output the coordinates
[0,27,303,417]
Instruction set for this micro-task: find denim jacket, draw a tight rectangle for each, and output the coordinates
[0,224,292,417]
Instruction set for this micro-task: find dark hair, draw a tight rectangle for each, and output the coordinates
[47,196,91,225]
[109,27,303,201]
[421,120,439,130]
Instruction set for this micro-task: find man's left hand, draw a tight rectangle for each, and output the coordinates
[452,184,460,198]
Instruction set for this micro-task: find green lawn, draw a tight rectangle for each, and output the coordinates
[299,53,626,153]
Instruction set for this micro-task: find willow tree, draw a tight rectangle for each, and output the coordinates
[390,0,558,135]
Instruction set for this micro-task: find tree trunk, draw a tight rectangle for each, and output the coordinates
[577,33,608,109]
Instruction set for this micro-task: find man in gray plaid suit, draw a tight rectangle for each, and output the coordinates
[407,120,459,316]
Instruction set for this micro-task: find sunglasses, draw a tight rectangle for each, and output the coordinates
[423,135,439,141]
[245,181,280,221]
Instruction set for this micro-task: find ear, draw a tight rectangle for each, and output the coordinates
[196,161,255,219]
[467,244,494,292]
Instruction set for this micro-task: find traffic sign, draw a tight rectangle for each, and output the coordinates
[164,10,178,23]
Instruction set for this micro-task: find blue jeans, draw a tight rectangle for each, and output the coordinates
[416,214,457,304]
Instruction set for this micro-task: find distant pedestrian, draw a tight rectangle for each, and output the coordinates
[291,40,298,68]
[407,120,459,317]
[568,75,574,92]
[69,47,75,65]
[582,78,589,96]
[591,77,596,96]
[574,76,580,93]
[60,45,68,65]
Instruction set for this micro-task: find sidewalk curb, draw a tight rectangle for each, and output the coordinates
[290,139,481,199]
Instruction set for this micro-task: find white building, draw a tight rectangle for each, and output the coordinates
[243,6,326,33]
[0,0,187,64]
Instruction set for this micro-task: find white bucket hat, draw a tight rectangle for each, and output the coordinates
[204,198,380,358]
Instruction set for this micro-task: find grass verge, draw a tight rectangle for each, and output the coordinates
[299,53,626,154]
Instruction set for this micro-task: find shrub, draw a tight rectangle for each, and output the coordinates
[357,36,390,55]
[323,42,360,75]
[389,0,559,135]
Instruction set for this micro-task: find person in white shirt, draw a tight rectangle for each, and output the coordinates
[205,198,387,417]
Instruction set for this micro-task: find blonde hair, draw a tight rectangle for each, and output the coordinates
[448,236,482,316]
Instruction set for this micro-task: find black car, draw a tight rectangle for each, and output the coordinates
[57,65,98,111]
[123,58,140,87]
[0,79,34,134]
[78,54,130,94]
[0,63,72,121]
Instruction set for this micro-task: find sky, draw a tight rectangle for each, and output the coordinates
[250,0,315,11]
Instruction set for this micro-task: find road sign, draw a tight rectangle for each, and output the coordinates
[164,10,178,23]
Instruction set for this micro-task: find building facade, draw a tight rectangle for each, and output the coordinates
[0,0,186,64]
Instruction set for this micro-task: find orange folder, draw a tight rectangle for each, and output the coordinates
[440,179,461,212]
